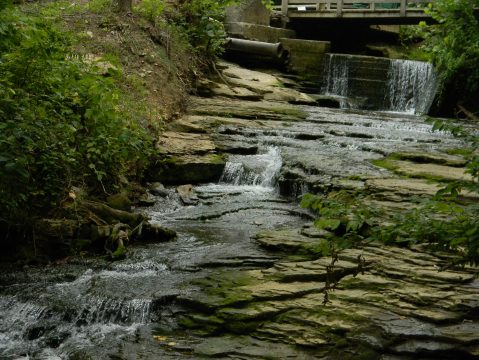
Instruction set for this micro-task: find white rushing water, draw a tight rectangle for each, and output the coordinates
[321,54,437,114]
[386,59,437,115]
[219,147,282,188]
[322,55,349,98]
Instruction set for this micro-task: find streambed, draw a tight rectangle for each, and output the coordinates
[1,61,478,359]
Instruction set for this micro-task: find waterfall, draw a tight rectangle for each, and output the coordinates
[219,147,282,188]
[386,59,437,115]
[322,54,349,98]
[321,53,437,114]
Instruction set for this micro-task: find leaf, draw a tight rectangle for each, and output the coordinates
[315,218,341,231]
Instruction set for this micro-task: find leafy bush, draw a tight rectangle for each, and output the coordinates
[0,6,153,225]
[421,0,479,112]
[133,0,165,23]
[174,0,238,58]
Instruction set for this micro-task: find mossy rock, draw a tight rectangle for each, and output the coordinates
[148,154,226,185]
[106,192,132,211]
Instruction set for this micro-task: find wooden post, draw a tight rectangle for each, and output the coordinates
[281,0,289,27]
[282,0,289,17]
[336,0,343,16]
[400,0,407,16]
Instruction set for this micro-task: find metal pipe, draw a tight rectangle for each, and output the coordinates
[225,38,286,60]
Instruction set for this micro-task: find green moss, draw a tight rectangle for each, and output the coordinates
[192,270,258,307]
[268,106,307,120]
[370,158,399,172]
[111,244,126,260]
[346,175,364,181]
[444,148,473,157]
[388,151,466,167]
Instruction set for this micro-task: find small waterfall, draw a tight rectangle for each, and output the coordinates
[386,59,437,114]
[219,147,282,188]
[75,296,152,324]
[320,53,437,114]
[322,54,349,98]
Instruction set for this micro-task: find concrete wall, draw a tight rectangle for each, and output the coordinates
[280,38,331,75]
[227,23,295,43]
[225,0,270,26]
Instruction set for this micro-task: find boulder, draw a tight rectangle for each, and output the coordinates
[177,184,199,206]
[149,182,169,197]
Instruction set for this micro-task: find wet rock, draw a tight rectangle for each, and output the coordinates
[44,331,70,348]
[193,335,316,359]
[25,325,53,340]
[138,195,155,207]
[138,222,177,242]
[213,138,258,155]
[176,184,199,206]
[149,182,169,197]
[255,227,331,252]
[180,236,478,357]
[312,94,342,108]
[149,153,225,185]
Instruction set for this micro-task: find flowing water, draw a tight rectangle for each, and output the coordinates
[321,53,437,114]
[0,66,463,358]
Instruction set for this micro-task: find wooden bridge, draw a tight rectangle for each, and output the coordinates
[276,0,431,23]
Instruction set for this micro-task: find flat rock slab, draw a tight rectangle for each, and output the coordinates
[366,177,442,198]
[255,227,329,251]
[181,235,479,358]
[393,151,467,167]
[189,97,308,122]
[389,159,472,181]
[158,131,216,155]
[220,62,280,86]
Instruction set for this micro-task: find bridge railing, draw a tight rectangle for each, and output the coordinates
[278,0,430,17]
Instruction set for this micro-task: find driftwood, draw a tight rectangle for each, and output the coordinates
[79,200,145,227]
[105,223,130,260]
[457,104,479,122]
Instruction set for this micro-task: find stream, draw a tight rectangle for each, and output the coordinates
[1,59,477,359]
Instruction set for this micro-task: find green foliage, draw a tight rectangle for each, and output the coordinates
[174,0,238,58]
[261,0,274,9]
[86,0,113,13]
[301,192,377,239]
[374,200,479,263]
[0,7,153,225]
[303,190,479,266]
[133,0,165,23]
[420,0,479,108]
[427,117,479,195]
